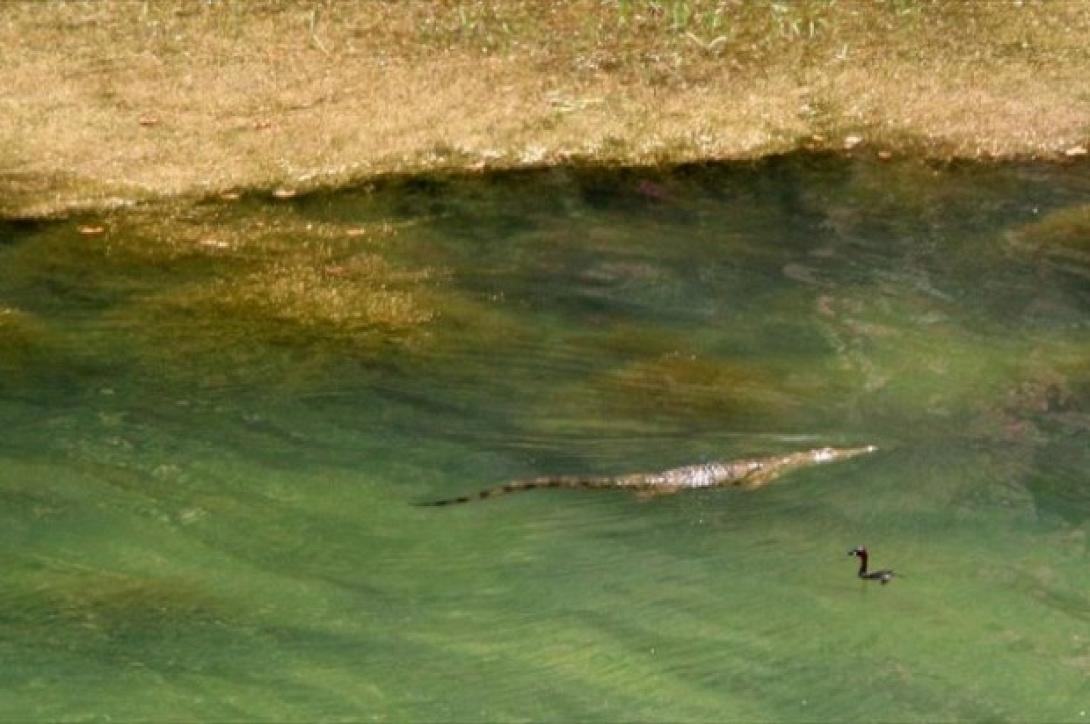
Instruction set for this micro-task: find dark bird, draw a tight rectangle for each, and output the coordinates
[848,546,895,584]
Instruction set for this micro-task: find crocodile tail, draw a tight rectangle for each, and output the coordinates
[416,475,613,507]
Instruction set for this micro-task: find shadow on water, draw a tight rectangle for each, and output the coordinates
[1,153,1089,720]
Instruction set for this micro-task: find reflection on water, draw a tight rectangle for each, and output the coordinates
[1,155,1088,720]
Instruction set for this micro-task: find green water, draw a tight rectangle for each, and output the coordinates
[1,155,1088,721]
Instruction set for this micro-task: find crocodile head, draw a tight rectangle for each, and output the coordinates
[810,445,878,463]
[738,445,878,490]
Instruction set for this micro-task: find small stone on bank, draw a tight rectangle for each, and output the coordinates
[272,188,297,199]
[77,225,105,235]
[1065,145,1087,157]
[843,135,863,150]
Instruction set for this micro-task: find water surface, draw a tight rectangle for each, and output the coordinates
[1,155,1088,720]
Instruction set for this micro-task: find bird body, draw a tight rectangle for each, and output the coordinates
[848,546,895,584]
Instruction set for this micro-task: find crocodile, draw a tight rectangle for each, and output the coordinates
[419,445,877,506]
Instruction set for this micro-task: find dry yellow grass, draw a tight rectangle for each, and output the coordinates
[1,0,1088,218]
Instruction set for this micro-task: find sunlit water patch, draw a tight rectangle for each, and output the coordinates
[1,155,1088,720]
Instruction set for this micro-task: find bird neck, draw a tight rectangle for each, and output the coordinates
[857,552,869,576]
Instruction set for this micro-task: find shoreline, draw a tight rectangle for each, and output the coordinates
[6,146,1088,225]
[2,1,1088,219]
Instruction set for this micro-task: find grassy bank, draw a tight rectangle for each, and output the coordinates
[2,0,1089,218]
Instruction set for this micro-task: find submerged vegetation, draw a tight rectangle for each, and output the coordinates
[118,204,439,337]
[597,352,801,424]
[125,214,442,387]
[1,0,1088,217]
[1014,203,1090,252]
[0,307,63,384]
[7,564,223,645]
[0,197,444,391]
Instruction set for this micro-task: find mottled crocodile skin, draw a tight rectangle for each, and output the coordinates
[420,445,877,506]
